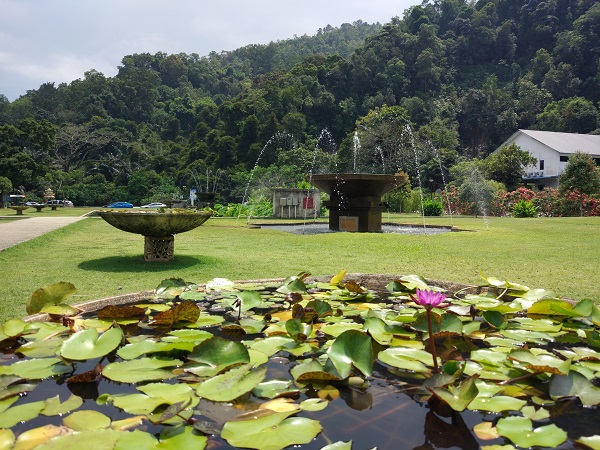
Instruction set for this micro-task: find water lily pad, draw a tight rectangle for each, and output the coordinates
[549,371,600,406]
[364,317,393,345]
[151,300,200,326]
[495,416,567,448]
[97,305,147,320]
[98,382,197,417]
[63,410,111,431]
[0,400,44,428]
[0,375,37,400]
[196,363,267,401]
[155,278,192,298]
[253,379,296,399]
[330,269,347,285]
[286,318,312,343]
[508,349,570,374]
[0,429,14,449]
[221,410,321,450]
[17,336,65,358]
[186,336,250,376]
[328,329,373,378]
[428,375,479,411]
[576,435,600,450]
[378,347,433,373]
[468,395,526,413]
[117,339,195,360]
[102,357,181,383]
[0,357,70,379]
[42,428,129,449]
[234,290,263,314]
[41,304,80,316]
[42,394,83,416]
[26,281,77,315]
[248,335,297,357]
[60,327,123,361]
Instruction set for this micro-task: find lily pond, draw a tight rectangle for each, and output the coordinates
[1,272,600,449]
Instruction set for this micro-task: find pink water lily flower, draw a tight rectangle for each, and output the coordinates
[412,289,447,308]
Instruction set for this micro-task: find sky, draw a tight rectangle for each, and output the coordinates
[0,0,419,102]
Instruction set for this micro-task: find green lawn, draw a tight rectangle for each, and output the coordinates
[0,214,598,322]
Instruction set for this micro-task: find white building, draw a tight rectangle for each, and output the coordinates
[495,130,600,190]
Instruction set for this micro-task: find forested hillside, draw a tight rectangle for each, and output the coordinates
[1,0,599,208]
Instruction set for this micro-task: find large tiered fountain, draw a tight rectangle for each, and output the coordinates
[311,173,409,232]
[97,210,212,261]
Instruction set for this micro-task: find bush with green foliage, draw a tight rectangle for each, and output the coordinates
[422,198,444,216]
[512,199,537,217]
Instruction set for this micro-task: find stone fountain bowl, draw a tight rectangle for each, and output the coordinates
[97,210,212,236]
[311,173,408,197]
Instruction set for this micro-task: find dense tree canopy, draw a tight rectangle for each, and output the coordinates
[1,3,600,206]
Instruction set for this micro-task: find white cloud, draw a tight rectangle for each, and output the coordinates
[0,0,417,101]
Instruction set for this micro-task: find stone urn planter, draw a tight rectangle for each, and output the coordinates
[97,210,212,261]
[8,205,29,215]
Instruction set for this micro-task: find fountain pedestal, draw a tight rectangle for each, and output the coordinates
[312,174,408,232]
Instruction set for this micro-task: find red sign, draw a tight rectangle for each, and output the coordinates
[303,197,314,209]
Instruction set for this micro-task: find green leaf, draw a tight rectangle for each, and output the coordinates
[60,327,123,360]
[26,282,77,315]
[328,329,373,378]
[196,364,267,401]
[330,269,347,285]
[186,337,250,376]
[285,318,312,343]
[42,394,83,416]
[378,347,434,373]
[576,435,600,450]
[101,383,197,416]
[253,379,297,399]
[482,310,506,329]
[102,357,181,383]
[117,339,195,360]
[0,429,14,449]
[0,357,70,379]
[467,395,526,413]
[428,375,479,411]
[63,410,111,431]
[17,337,65,358]
[23,429,123,450]
[364,317,392,345]
[0,400,44,428]
[235,290,263,313]
[221,410,321,450]
[496,416,567,448]
[508,349,570,374]
[549,371,600,406]
[40,304,80,316]
[0,375,37,400]
[155,278,191,298]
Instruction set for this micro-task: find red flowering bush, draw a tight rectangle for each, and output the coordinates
[444,186,599,217]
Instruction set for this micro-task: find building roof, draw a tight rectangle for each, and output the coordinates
[502,130,600,156]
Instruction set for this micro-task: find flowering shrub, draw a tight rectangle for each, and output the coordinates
[444,186,599,217]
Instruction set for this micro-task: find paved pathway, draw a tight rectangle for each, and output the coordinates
[0,216,85,251]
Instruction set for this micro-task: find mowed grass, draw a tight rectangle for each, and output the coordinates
[0,213,598,322]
